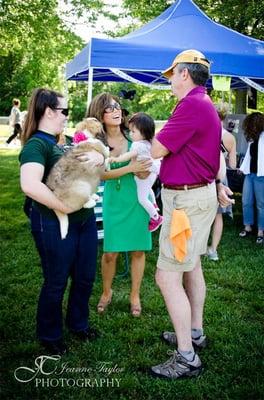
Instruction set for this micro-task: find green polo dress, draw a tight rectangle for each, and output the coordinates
[103,142,152,252]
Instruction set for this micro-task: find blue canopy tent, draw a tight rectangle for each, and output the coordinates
[66,0,264,103]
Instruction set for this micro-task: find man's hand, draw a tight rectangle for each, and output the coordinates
[217,183,235,207]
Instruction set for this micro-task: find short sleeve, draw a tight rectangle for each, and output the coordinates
[19,138,48,166]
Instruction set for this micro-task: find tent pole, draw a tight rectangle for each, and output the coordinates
[87,67,94,111]
[229,89,232,112]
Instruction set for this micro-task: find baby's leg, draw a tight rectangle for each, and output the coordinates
[149,187,156,205]
[134,173,158,219]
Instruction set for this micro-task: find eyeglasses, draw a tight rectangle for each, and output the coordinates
[104,103,121,113]
[53,108,69,116]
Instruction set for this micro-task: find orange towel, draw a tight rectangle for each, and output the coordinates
[170,209,192,262]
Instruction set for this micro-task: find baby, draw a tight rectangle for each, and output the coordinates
[109,112,163,232]
[46,118,109,239]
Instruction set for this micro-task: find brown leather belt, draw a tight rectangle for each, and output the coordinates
[163,183,208,190]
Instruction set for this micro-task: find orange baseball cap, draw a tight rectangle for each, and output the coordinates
[162,49,210,79]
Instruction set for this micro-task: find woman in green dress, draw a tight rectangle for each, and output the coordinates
[87,93,152,317]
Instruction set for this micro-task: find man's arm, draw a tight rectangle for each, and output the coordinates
[151,137,170,159]
[216,182,235,207]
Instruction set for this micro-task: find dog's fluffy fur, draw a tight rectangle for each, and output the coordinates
[75,117,108,146]
[46,118,109,239]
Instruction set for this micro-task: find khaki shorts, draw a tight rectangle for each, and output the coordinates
[157,183,218,272]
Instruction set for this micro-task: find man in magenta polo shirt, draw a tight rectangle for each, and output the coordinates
[150,49,232,379]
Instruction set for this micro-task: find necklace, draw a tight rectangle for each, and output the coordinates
[108,134,128,190]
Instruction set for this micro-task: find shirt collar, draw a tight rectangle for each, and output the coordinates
[186,86,206,97]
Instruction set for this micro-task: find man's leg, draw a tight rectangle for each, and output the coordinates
[162,257,207,349]
[155,268,192,351]
[184,257,206,330]
[152,267,202,379]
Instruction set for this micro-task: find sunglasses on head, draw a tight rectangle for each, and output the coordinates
[104,102,121,113]
[53,107,69,116]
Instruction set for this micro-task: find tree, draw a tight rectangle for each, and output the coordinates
[1,1,262,118]
[122,0,264,39]
[0,0,84,113]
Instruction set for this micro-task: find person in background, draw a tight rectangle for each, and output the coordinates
[87,93,152,317]
[239,112,264,244]
[109,112,162,232]
[6,98,22,145]
[149,49,233,379]
[19,88,102,355]
[207,103,237,261]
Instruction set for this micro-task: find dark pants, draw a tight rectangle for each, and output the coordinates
[6,123,22,144]
[30,207,98,341]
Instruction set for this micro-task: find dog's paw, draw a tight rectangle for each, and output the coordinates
[91,193,100,201]
[83,199,96,208]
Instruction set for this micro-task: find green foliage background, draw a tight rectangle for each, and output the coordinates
[0,0,263,120]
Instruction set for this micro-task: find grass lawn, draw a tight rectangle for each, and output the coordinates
[0,148,263,400]
[0,124,10,137]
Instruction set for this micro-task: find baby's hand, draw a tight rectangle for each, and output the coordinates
[109,157,118,163]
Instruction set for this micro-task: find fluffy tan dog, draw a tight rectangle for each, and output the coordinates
[46,118,109,239]
[75,117,107,146]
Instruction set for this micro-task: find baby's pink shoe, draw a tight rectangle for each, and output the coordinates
[148,215,163,232]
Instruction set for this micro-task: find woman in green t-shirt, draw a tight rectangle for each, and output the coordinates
[19,88,103,355]
[87,93,152,317]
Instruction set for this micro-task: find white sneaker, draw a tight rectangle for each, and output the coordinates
[207,247,219,261]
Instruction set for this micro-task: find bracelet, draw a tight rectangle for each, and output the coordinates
[215,179,221,185]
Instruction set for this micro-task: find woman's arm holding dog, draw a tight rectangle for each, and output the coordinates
[20,163,74,214]
[75,149,105,166]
